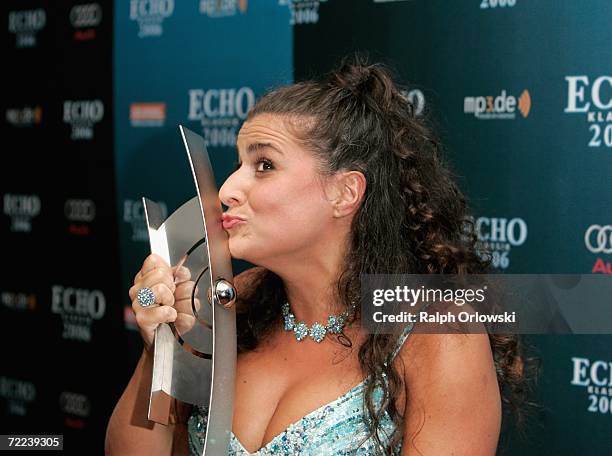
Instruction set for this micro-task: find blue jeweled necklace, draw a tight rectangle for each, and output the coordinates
[281,301,356,343]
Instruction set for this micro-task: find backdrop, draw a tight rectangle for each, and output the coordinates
[1,1,610,454]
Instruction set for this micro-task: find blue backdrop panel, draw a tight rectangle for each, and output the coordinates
[113,1,292,365]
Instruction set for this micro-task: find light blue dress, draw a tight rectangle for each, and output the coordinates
[188,324,414,455]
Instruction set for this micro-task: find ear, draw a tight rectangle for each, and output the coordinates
[325,170,366,218]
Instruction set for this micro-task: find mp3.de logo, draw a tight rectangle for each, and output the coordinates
[6,106,42,127]
[464,89,531,120]
[0,376,36,417]
[70,3,102,41]
[571,357,612,416]
[565,76,612,148]
[474,216,528,269]
[199,0,247,17]
[8,9,46,48]
[63,100,104,140]
[123,199,168,241]
[51,286,106,342]
[3,193,41,233]
[1,291,37,312]
[584,224,611,274]
[129,0,174,38]
[188,87,255,148]
[65,199,96,236]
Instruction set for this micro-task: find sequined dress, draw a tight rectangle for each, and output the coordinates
[187,324,415,455]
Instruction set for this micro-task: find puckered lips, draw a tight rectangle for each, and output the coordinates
[221,213,246,230]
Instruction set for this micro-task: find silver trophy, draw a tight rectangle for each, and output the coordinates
[142,125,236,455]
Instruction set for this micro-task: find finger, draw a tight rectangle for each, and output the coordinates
[172,265,192,283]
[135,305,178,332]
[131,254,173,296]
[131,283,175,314]
[174,281,200,314]
[129,268,175,301]
[142,254,172,276]
[174,281,198,301]
[174,313,196,335]
[141,268,176,293]
[175,297,201,315]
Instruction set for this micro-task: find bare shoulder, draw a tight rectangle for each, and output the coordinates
[395,332,501,455]
[396,332,495,380]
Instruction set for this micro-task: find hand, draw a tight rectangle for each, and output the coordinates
[129,254,200,353]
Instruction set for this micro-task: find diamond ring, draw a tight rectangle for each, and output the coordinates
[137,287,156,307]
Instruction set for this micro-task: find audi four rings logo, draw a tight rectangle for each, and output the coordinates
[65,199,96,222]
[584,225,612,254]
[59,391,91,417]
[70,4,102,28]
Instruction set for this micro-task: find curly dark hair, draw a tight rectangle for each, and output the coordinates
[233,54,535,455]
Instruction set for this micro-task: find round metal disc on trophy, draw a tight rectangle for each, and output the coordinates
[141,125,236,455]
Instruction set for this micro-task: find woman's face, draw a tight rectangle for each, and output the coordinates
[219,113,336,266]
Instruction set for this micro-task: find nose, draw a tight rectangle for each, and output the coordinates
[219,170,244,209]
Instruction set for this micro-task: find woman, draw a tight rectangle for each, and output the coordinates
[106,56,528,455]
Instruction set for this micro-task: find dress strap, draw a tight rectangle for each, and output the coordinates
[388,322,415,363]
[388,300,434,363]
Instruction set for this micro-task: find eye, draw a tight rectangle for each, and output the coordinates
[255,157,274,173]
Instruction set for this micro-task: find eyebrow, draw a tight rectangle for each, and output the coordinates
[237,142,284,157]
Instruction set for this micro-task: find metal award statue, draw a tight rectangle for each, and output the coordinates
[141,125,236,455]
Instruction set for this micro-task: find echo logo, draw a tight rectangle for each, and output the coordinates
[0,377,36,402]
[51,286,106,342]
[188,88,255,120]
[63,100,104,140]
[123,199,168,241]
[479,0,517,9]
[565,75,612,148]
[8,9,46,33]
[3,194,41,217]
[278,0,326,25]
[565,76,612,114]
[571,357,612,415]
[8,8,46,48]
[129,0,174,18]
[129,0,174,38]
[188,87,255,147]
[400,89,426,117]
[0,376,36,416]
[474,216,527,269]
[476,217,528,246]
[51,286,106,320]
[3,193,41,233]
